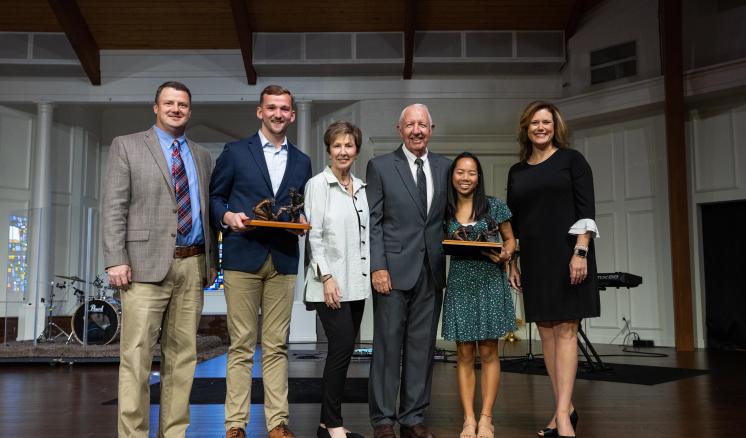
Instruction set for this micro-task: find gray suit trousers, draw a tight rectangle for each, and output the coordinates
[368,259,443,427]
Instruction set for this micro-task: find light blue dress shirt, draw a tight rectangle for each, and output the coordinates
[154,126,204,246]
[258,130,288,195]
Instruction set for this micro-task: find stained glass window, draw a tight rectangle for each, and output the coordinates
[204,231,224,291]
[7,215,29,294]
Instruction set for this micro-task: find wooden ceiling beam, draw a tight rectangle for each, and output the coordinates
[230,0,257,85]
[47,0,100,85]
[403,0,416,80]
[564,0,584,41]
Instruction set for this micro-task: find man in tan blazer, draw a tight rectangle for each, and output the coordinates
[102,81,217,438]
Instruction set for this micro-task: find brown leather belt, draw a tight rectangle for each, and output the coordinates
[174,244,205,258]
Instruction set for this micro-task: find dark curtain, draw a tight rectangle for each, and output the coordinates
[702,201,746,350]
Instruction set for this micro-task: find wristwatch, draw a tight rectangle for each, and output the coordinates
[573,245,588,258]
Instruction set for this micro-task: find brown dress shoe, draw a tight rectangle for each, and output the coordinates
[226,427,246,438]
[400,424,435,438]
[373,424,397,438]
[269,423,296,438]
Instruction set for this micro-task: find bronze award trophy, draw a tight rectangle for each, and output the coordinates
[242,187,311,231]
[442,217,502,259]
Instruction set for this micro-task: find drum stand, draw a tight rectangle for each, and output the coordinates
[37,282,74,344]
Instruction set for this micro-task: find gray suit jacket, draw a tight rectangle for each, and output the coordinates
[102,127,217,283]
[366,146,450,292]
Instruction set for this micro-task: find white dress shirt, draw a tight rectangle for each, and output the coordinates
[304,166,371,302]
[401,144,434,214]
[258,130,288,195]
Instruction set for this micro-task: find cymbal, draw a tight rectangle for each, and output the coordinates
[55,274,87,283]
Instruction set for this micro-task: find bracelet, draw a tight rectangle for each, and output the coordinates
[321,274,333,283]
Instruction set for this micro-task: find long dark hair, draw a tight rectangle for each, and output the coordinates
[447,152,489,222]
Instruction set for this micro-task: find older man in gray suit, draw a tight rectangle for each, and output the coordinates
[102,81,217,438]
[367,104,450,438]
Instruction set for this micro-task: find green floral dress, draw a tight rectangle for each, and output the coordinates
[442,197,518,341]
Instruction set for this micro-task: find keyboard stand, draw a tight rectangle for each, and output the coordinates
[577,321,612,372]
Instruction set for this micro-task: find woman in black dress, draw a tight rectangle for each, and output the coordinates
[507,101,599,438]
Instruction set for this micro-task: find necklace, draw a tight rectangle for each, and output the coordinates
[528,146,558,165]
[332,167,352,190]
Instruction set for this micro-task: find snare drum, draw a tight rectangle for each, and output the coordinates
[71,298,121,345]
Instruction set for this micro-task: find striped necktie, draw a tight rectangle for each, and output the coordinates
[171,140,192,236]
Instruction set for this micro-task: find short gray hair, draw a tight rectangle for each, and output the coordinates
[398,103,434,127]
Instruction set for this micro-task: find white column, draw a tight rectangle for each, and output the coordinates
[290,99,316,342]
[20,101,54,341]
[295,100,313,156]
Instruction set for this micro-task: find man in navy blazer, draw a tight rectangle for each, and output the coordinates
[209,85,312,438]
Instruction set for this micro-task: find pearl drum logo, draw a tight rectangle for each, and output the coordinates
[89,303,105,313]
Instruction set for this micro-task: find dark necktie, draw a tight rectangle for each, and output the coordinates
[415,157,427,214]
[171,140,192,236]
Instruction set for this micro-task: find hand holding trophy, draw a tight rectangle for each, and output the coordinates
[242,187,311,234]
[442,216,502,260]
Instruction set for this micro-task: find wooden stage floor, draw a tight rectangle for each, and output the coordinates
[0,341,742,437]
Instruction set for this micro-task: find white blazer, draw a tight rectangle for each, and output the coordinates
[304,166,371,302]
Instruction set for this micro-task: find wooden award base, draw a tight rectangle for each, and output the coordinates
[242,219,312,231]
[442,239,502,258]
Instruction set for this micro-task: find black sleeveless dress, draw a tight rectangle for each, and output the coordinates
[506,148,600,322]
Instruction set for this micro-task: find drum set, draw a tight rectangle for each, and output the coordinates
[37,273,121,345]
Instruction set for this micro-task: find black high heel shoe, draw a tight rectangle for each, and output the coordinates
[538,426,558,438]
[557,410,579,438]
[537,409,578,438]
[570,409,578,429]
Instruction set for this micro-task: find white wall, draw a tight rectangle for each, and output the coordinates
[562,0,661,97]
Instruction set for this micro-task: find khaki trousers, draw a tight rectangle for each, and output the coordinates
[224,254,296,432]
[118,254,205,438]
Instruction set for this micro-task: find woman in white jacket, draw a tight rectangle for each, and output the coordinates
[304,120,370,438]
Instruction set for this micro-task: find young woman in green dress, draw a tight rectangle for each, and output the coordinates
[442,152,518,438]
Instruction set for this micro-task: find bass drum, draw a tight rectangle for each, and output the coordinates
[71,299,121,345]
